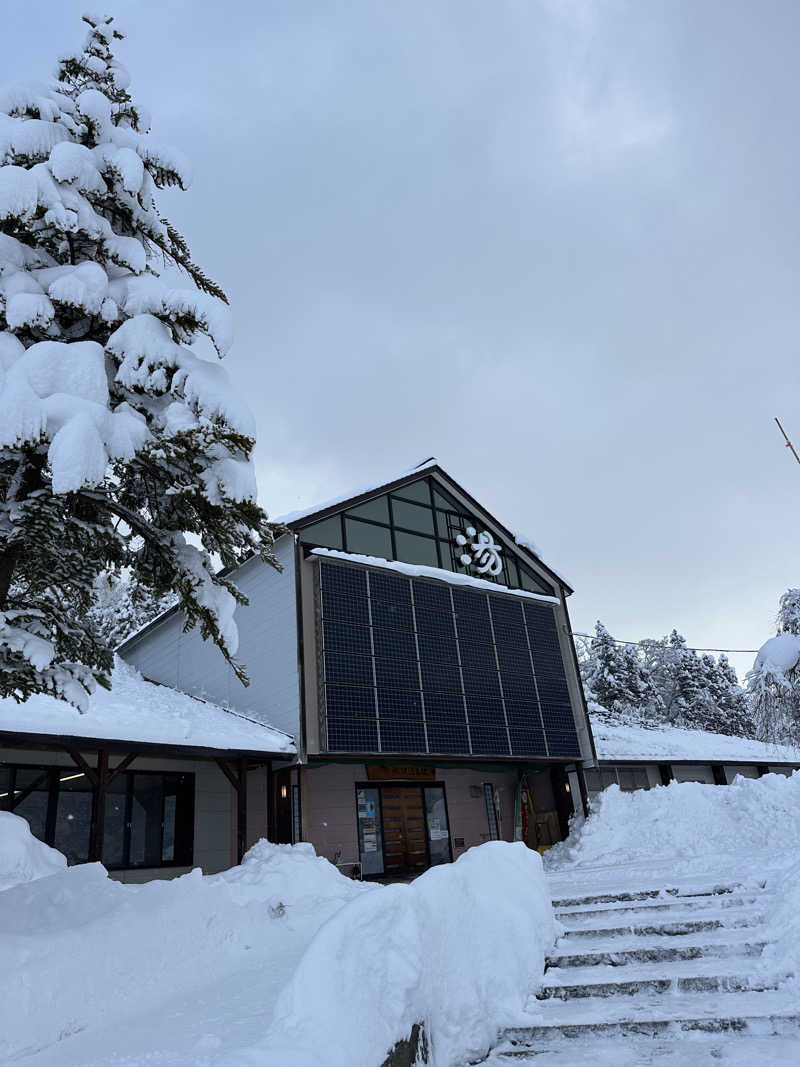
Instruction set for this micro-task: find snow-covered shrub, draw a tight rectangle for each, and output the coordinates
[0,810,66,890]
[0,15,280,711]
[236,841,555,1067]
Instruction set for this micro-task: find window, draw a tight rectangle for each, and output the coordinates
[344,517,393,559]
[0,763,194,869]
[423,786,451,865]
[298,476,555,596]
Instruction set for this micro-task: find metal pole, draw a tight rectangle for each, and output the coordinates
[775,417,800,466]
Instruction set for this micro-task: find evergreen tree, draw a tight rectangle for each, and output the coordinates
[582,621,657,721]
[0,16,279,710]
[86,571,175,650]
[747,589,800,743]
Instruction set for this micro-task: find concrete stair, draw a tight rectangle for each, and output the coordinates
[484,878,797,1064]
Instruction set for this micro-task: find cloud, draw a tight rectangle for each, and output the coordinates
[542,0,674,167]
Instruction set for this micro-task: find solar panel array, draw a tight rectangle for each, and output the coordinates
[318,561,581,759]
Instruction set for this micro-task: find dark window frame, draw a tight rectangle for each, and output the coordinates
[0,762,195,871]
[299,476,554,596]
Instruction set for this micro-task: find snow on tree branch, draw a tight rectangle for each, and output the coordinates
[0,14,281,711]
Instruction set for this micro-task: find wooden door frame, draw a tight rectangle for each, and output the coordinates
[354,779,452,879]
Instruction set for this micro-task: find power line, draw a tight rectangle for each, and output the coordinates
[571,633,759,655]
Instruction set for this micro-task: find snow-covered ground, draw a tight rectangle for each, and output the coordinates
[3,774,798,1066]
[0,824,552,1067]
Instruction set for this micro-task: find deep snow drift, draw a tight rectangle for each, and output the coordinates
[230,840,553,1067]
[0,811,66,890]
[0,834,553,1067]
[546,770,800,872]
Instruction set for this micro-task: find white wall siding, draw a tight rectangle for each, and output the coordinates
[122,536,301,740]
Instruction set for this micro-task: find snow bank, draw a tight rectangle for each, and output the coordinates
[230,841,554,1067]
[547,771,800,870]
[0,840,369,1062]
[0,811,66,890]
[761,856,800,985]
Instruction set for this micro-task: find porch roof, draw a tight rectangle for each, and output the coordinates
[591,714,800,766]
[0,660,296,759]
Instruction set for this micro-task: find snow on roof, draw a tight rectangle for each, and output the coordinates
[0,660,295,755]
[276,458,439,525]
[591,714,800,765]
[311,548,560,604]
[512,531,573,591]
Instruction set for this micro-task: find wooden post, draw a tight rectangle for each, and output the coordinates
[215,758,249,864]
[89,750,108,863]
[266,762,275,842]
[238,758,248,863]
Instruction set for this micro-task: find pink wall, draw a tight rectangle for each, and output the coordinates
[301,762,520,869]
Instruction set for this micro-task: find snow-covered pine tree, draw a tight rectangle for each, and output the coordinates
[582,621,656,722]
[697,653,755,738]
[86,571,175,650]
[619,641,660,720]
[747,588,800,743]
[0,15,279,710]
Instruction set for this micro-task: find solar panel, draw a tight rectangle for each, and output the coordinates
[318,561,581,759]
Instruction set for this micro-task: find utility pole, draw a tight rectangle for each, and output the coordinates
[775,417,800,467]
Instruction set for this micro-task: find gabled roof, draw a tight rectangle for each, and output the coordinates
[281,457,574,594]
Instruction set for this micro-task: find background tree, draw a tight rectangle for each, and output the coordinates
[0,15,279,710]
[86,571,175,651]
[580,624,755,737]
[747,588,800,743]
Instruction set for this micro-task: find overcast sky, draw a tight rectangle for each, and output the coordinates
[8,1,800,676]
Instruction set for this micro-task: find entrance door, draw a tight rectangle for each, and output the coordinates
[381,786,428,875]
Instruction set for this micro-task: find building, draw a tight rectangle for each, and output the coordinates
[0,662,295,882]
[4,459,798,878]
[585,714,800,794]
[119,460,596,878]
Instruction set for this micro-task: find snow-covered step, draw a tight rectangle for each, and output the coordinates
[544,954,778,988]
[488,1030,799,1064]
[547,935,768,970]
[551,884,743,909]
[502,988,800,1042]
[555,892,767,922]
[558,911,764,941]
[539,969,785,1001]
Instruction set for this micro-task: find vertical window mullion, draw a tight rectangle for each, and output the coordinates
[450,586,473,755]
[521,608,550,758]
[365,572,381,753]
[427,478,444,569]
[487,599,513,755]
[386,495,398,560]
[409,581,429,754]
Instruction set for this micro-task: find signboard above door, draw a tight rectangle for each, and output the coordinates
[365,765,436,781]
